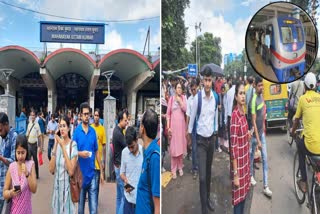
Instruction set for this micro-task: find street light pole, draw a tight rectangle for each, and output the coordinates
[101,70,115,97]
[195,22,201,75]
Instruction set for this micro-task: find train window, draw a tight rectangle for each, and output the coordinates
[281,27,294,44]
[270,84,281,95]
[296,27,303,42]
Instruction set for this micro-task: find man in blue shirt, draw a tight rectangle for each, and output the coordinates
[46,114,58,161]
[0,112,16,212]
[73,102,104,214]
[136,109,160,214]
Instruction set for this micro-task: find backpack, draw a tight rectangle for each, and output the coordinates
[194,90,219,133]
[69,141,82,203]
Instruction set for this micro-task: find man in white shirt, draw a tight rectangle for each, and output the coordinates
[186,79,199,180]
[187,67,218,214]
[121,126,143,214]
[224,80,236,152]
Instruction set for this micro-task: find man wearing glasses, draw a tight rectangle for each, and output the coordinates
[73,102,104,214]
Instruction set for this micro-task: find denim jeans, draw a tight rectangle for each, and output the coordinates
[47,139,54,161]
[123,197,135,214]
[250,133,268,187]
[78,176,98,214]
[115,166,124,214]
[234,198,246,214]
[0,199,4,213]
[95,170,101,202]
[191,131,198,172]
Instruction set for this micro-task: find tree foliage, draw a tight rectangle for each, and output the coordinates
[162,0,190,70]
[190,32,222,67]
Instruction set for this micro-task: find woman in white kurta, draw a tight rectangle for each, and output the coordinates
[49,115,78,214]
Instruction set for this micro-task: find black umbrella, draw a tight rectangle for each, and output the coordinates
[200,63,224,77]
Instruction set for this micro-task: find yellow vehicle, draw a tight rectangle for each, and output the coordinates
[263,79,288,129]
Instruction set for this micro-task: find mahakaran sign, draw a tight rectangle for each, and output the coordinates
[40,21,105,44]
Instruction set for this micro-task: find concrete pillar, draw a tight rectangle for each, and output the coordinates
[137,95,143,113]
[0,94,16,128]
[103,96,116,181]
[127,91,137,125]
[40,67,56,114]
[88,68,100,110]
[124,70,155,121]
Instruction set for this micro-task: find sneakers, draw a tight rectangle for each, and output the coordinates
[193,171,198,180]
[172,172,177,179]
[251,176,257,186]
[179,169,184,176]
[162,167,166,173]
[263,186,272,197]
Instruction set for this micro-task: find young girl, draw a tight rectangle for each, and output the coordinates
[3,134,37,214]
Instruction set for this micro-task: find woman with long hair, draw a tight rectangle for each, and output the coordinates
[3,134,37,214]
[49,115,78,214]
[230,83,252,214]
[166,82,187,179]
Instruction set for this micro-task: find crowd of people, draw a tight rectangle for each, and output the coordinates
[0,100,160,214]
[161,71,274,214]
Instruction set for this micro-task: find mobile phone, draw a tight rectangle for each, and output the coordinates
[14,185,21,192]
[124,183,135,190]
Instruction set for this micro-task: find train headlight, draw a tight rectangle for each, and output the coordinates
[292,43,297,51]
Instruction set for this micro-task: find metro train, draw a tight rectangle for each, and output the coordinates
[303,21,317,68]
[262,16,306,83]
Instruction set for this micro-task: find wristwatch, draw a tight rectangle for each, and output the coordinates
[233,170,238,176]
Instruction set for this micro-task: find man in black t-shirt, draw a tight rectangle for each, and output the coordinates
[112,110,128,214]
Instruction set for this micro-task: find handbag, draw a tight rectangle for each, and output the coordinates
[69,141,82,203]
[1,199,11,214]
[38,151,43,166]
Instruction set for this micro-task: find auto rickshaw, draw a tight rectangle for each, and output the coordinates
[263,79,288,129]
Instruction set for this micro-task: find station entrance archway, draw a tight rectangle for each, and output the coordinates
[56,73,88,110]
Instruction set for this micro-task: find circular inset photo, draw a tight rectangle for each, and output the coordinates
[245,2,318,83]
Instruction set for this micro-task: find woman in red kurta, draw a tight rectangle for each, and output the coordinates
[166,82,187,179]
[230,83,251,214]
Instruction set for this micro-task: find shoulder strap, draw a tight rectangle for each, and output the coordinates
[197,90,202,120]
[27,123,35,138]
[69,140,73,159]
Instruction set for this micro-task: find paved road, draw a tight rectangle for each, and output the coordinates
[31,135,116,214]
[162,129,310,213]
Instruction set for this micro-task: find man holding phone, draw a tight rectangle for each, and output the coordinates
[46,114,58,161]
[120,126,143,214]
[73,102,104,214]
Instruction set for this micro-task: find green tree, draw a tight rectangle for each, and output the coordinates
[291,0,309,11]
[190,32,222,67]
[162,0,190,70]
